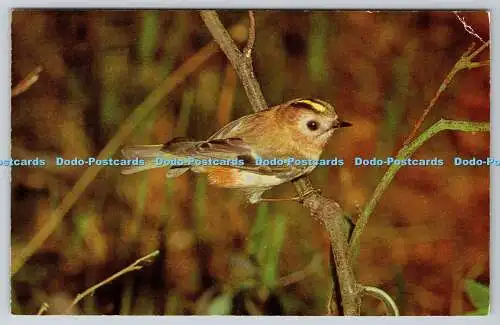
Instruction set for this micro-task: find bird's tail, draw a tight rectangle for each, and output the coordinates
[120,145,189,177]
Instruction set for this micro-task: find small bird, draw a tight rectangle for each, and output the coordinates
[121,98,351,203]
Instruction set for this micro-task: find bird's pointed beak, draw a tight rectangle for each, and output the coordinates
[338,120,352,128]
[331,120,352,129]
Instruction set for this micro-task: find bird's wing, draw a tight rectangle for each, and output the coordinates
[162,137,297,175]
[207,113,263,140]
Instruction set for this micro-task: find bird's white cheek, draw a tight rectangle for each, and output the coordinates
[319,130,334,144]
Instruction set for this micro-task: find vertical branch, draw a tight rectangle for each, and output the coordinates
[200,10,268,112]
[243,11,256,58]
[293,177,361,315]
[200,10,361,315]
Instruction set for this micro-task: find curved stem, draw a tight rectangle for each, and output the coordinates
[348,119,490,261]
[363,285,400,316]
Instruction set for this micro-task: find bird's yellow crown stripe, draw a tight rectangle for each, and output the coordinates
[296,99,327,113]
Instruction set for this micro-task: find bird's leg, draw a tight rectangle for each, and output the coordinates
[259,188,321,203]
[258,196,302,202]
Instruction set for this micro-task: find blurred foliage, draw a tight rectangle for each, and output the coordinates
[463,279,489,315]
[10,10,489,315]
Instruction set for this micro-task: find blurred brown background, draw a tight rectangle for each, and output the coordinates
[11,10,489,315]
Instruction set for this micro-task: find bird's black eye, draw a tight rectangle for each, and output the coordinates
[307,120,319,131]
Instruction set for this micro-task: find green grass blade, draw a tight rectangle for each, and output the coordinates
[464,279,489,310]
[138,11,159,64]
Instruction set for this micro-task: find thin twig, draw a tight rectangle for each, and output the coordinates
[453,11,486,44]
[363,286,400,316]
[243,11,256,58]
[36,302,49,315]
[349,42,491,263]
[402,42,490,147]
[11,20,250,277]
[64,250,159,314]
[200,10,360,315]
[11,65,43,97]
[200,10,268,112]
[469,41,490,61]
[348,119,490,262]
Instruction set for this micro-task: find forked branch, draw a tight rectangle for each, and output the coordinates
[349,41,490,263]
[402,42,490,146]
[201,10,490,317]
[201,11,267,112]
[200,10,360,315]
